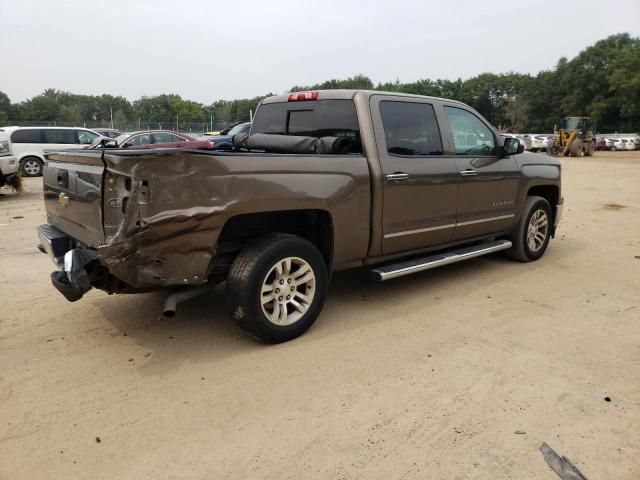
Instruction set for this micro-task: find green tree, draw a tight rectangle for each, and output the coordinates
[0,91,10,122]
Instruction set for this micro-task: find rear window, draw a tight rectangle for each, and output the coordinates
[43,129,76,144]
[11,129,42,143]
[252,100,361,153]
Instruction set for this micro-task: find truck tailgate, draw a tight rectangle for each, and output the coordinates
[43,150,105,247]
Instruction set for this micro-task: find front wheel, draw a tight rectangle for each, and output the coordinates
[226,234,328,343]
[506,196,553,262]
[20,157,43,177]
[569,139,583,157]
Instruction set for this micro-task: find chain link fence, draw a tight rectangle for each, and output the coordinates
[3,120,236,136]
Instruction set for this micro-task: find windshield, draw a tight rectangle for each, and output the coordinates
[226,123,249,137]
[561,117,594,132]
[114,133,131,144]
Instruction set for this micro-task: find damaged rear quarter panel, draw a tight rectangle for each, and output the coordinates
[99,149,370,289]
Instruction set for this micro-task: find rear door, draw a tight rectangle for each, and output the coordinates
[370,95,459,255]
[43,150,105,246]
[441,105,519,241]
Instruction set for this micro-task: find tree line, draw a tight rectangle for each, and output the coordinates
[0,33,638,133]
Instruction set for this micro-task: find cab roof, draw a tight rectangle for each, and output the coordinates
[261,89,467,106]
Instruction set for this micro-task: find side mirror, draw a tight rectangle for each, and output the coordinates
[121,142,131,148]
[502,137,524,155]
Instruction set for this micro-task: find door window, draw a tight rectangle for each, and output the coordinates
[152,132,174,144]
[43,129,76,144]
[11,129,42,143]
[379,101,443,156]
[77,130,98,144]
[128,133,151,146]
[444,107,496,156]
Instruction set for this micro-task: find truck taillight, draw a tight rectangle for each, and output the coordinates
[208,141,215,149]
[288,91,318,102]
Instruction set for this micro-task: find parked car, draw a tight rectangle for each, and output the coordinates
[200,122,252,150]
[0,126,100,177]
[529,135,548,152]
[37,89,562,344]
[92,128,121,138]
[604,138,617,150]
[634,138,640,150]
[0,131,20,189]
[610,138,632,150]
[595,137,607,150]
[623,138,636,150]
[104,130,213,150]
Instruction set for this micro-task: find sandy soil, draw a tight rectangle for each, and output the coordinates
[1,151,639,480]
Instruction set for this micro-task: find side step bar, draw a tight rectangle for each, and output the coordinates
[370,239,512,281]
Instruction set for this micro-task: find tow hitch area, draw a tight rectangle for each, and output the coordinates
[50,249,99,302]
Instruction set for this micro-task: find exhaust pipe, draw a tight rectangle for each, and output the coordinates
[163,285,210,317]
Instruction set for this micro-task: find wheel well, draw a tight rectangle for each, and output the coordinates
[216,210,333,268]
[20,155,44,163]
[527,185,559,219]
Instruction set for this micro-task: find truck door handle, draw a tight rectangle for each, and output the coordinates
[386,172,409,181]
[460,169,478,177]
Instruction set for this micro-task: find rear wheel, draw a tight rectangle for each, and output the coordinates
[584,140,594,156]
[507,196,552,262]
[226,234,328,343]
[20,157,43,177]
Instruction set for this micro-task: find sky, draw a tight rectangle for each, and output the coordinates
[1,0,639,104]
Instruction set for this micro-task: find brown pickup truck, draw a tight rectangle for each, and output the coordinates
[38,90,563,343]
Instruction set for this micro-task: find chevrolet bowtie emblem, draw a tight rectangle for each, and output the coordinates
[58,192,70,207]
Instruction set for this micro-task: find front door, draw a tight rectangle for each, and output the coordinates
[441,105,520,241]
[371,96,459,255]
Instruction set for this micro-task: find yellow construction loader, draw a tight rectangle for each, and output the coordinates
[549,116,596,157]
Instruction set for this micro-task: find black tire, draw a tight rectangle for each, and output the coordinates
[20,157,44,177]
[226,233,328,344]
[569,139,583,157]
[584,141,594,157]
[506,196,553,262]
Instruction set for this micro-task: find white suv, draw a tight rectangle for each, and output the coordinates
[0,127,100,177]
[0,131,19,188]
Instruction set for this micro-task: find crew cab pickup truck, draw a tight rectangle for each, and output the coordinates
[37,90,563,343]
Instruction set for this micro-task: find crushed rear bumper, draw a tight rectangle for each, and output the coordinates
[37,224,99,302]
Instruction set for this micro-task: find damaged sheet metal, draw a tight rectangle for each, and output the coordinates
[92,148,370,290]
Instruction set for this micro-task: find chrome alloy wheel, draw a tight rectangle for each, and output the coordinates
[527,209,549,252]
[261,257,316,326]
[23,160,41,175]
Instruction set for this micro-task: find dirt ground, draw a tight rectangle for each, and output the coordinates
[1,151,639,480]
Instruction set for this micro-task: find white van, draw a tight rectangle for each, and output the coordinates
[0,126,100,177]
[0,130,19,188]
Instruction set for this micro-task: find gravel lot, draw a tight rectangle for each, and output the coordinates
[1,151,639,480]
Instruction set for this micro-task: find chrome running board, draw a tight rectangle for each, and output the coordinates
[370,239,512,281]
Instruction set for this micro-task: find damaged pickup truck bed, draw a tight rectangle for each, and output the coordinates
[38,89,563,343]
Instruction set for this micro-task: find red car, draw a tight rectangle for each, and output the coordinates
[99,130,213,150]
[595,137,607,150]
